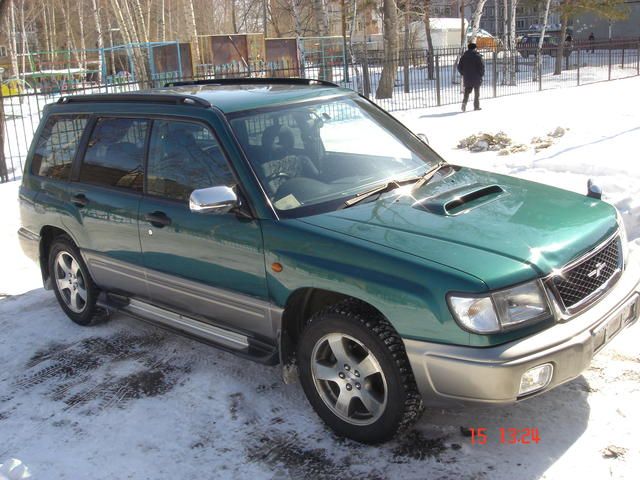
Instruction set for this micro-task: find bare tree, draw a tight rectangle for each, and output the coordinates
[376,0,399,98]
[469,0,489,43]
[533,0,551,81]
[6,0,20,78]
[91,0,105,82]
[508,0,517,84]
[422,0,434,79]
[311,0,332,81]
[184,0,201,65]
[1,0,10,183]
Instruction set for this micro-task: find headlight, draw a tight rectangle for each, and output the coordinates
[616,208,629,265]
[448,280,550,334]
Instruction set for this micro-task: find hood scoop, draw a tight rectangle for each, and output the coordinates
[413,183,506,216]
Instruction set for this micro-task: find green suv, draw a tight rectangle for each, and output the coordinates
[18,78,639,443]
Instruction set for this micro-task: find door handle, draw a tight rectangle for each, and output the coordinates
[71,193,88,208]
[144,211,172,228]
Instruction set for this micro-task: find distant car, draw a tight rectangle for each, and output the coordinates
[517,34,559,57]
[18,78,639,444]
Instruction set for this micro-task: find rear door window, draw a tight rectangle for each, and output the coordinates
[31,115,88,180]
[79,118,149,191]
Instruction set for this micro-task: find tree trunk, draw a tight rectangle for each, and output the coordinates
[312,0,332,81]
[78,1,88,72]
[376,0,398,98]
[184,0,201,66]
[160,0,166,42]
[231,0,238,34]
[0,92,7,182]
[61,0,81,68]
[509,0,517,85]
[92,0,104,83]
[470,0,489,43]
[403,1,410,93]
[7,0,19,78]
[533,0,551,81]
[19,0,27,77]
[554,12,568,75]
[423,0,434,80]
[42,4,52,63]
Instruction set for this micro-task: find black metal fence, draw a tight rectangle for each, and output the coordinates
[2,40,639,183]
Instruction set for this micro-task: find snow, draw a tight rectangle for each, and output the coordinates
[1,77,639,479]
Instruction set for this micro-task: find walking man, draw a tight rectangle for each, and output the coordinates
[457,43,485,112]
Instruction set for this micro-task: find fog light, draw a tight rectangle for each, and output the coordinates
[519,364,553,396]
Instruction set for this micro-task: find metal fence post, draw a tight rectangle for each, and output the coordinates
[492,49,497,98]
[435,54,441,106]
[608,44,612,81]
[577,47,580,86]
[637,42,640,75]
[621,47,625,69]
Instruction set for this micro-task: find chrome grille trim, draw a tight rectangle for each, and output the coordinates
[544,231,623,316]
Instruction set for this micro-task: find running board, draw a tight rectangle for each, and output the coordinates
[125,298,249,351]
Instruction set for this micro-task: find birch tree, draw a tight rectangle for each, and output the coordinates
[533,0,551,81]
[507,0,517,84]
[6,0,19,78]
[376,0,399,98]
[184,0,201,66]
[1,0,10,183]
[91,0,104,82]
[312,0,332,81]
[469,0,489,43]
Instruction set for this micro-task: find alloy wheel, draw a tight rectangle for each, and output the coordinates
[54,251,88,313]
[310,333,388,426]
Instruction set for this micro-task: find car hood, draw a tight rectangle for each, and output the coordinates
[300,167,618,289]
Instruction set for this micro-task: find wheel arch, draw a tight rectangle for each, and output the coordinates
[278,288,392,370]
[39,225,74,289]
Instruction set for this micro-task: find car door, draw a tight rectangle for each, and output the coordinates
[138,118,271,338]
[62,116,150,299]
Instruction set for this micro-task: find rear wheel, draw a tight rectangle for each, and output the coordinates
[48,236,107,326]
[298,299,424,443]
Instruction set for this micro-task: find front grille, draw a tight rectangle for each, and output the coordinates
[553,236,621,309]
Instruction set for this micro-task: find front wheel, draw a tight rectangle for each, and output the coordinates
[298,299,424,443]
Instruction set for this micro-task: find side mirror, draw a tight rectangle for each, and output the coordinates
[417,133,430,145]
[189,185,238,214]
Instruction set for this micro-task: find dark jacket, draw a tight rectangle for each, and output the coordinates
[457,49,485,88]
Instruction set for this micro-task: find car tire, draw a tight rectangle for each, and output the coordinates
[48,235,108,326]
[298,299,424,443]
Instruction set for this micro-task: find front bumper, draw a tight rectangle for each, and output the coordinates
[404,247,640,407]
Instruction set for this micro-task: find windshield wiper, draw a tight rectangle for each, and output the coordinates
[342,161,450,209]
[343,177,420,209]
[411,161,449,191]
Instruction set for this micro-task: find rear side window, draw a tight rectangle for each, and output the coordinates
[146,120,234,202]
[31,115,88,180]
[79,118,149,191]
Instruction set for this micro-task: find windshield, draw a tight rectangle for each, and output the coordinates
[228,95,442,217]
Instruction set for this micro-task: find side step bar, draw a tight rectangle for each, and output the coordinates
[97,294,279,364]
[125,299,249,350]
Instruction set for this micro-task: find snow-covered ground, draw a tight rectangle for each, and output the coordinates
[1,77,639,479]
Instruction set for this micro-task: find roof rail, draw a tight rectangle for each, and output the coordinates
[164,77,340,88]
[56,93,211,108]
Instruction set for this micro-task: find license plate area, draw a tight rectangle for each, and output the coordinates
[592,293,639,353]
